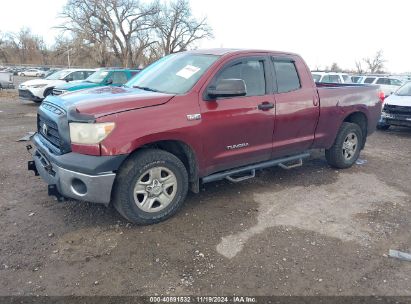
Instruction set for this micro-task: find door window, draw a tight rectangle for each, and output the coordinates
[328,75,341,83]
[214,60,266,96]
[364,77,376,84]
[273,60,301,93]
[111,71,128,84]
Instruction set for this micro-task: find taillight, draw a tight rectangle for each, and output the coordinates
[378,91,385,103]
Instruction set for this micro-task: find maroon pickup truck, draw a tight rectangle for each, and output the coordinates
[28,49,383,224]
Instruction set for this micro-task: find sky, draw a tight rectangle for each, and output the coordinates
[1,0,410,73]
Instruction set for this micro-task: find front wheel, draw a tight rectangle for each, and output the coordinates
[113,149,188,225]
[377,124,390,130]
[325,122,363,169]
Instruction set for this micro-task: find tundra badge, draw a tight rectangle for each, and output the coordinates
[227,143,249,150]
[186,114,201,121]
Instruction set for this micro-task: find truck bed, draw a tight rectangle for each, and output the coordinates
[312,82,382,149]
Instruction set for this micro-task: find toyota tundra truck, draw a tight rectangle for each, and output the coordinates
[27,49,383,225]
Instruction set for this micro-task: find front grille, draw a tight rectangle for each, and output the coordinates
[37,115,62,149]
[383,104,411,116]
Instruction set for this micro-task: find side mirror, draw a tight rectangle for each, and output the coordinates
[105,78,113,85]
[207,79,247,99]
[65,77,73,82]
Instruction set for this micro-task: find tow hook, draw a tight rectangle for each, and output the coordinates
[48,185,66,202]
[28,161,39,176]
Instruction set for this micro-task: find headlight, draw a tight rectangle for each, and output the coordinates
[69,122,115,144]
[27,84,47,88]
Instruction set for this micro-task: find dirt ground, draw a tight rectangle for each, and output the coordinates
[0,91,410,297]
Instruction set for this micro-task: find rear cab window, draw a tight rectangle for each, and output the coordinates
[272,59,301,93]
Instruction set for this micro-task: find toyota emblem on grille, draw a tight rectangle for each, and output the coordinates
[42,123,48,135]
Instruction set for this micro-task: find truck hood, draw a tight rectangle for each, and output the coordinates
[384,94,411,107]
[44,86,175,118]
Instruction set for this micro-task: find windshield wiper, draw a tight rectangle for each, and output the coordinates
[133,85,160,92]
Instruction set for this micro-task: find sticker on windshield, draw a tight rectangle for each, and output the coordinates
[176,65,201,79]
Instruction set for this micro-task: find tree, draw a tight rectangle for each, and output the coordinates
[59,0,160,67]
[153,0,213,55]
[363,50,385,73]
[330,62,342,72]
[355,60,364,74]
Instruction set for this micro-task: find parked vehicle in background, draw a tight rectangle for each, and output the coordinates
[43,69,61,79]
[28,49,383,224]
[378,81,411,130]
[351,75,363,83]
[52,68,139,96]
[311,72,352,83]
[359,76,402,97]
[0,71,14,89]
[19,69,96,102]
[19,69,46,77]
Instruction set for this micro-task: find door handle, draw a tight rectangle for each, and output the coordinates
[258,102,275,111]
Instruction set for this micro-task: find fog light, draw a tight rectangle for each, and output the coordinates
[71,178,87,196]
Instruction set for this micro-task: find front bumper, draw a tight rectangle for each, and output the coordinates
[29,134,128,205]
[19,89,43,102]
[380,112,411,128]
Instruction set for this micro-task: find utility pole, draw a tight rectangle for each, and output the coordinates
[64,48,72,68]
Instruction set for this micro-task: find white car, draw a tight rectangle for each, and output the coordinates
[311,72,352,83]
[19,69,46,77]
[19,69,96,103]
[378,81,411,130]
[359,76,403,97]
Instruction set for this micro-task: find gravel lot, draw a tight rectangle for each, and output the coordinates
[0,91,410,296]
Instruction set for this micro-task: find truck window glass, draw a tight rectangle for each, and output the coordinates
[274,61,301,93]
[125,53,219,94]
[215,60,266,96]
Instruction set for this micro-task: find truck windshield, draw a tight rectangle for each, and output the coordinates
[395,82,411,96]
[125,53,219,94]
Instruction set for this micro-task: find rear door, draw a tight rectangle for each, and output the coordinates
[271,56,320,157]
[199,56,276,174]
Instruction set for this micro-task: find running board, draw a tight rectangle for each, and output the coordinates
[202,152,310,184]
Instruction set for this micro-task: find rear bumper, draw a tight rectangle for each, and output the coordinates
[29,134,128,205]
[1,82,14,89]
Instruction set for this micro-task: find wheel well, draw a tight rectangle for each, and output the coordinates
[343,112,367,148]
[140,140,200,193]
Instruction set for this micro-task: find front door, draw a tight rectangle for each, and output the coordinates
[199,56,276,175]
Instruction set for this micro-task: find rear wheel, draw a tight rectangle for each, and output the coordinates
[113,149,188,225]
[325,122,363,169]
[21,73,25,76]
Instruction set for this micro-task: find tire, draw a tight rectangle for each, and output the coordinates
[21,73,25,76]
[377,124,390,130]
[112,149,188,225]
[43,88,53,98]
[36,73,40,77]
[325,122,363,169]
